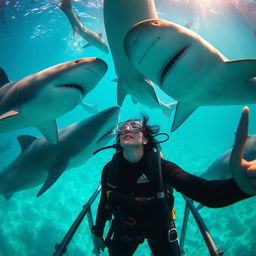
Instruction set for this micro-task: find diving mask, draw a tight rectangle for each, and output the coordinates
[116,119,144,133]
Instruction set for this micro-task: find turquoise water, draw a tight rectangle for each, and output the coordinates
[0,0,256,255]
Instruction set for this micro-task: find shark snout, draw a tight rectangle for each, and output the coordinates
[57,57,108,95]
[85,58,108,76]
[124,19,169,84]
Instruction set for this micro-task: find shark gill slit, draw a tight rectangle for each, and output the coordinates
[138,36,161,65]
[160,45,189,85]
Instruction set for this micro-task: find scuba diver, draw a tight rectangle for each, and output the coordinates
[91,112,254,256]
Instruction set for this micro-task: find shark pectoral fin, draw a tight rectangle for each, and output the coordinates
[117,81,128,106]
[36,120,58,144]
[162,102,177,120]
[0,110,20,120]
[144,79,161,103]
[82,43,92,49]
[17,135,38,152]
[171,102,198,132]
[37,161,68,197]
[0,67,10,87]
[225,59,256,80]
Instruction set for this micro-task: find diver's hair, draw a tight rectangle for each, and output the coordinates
[115,114,160,151]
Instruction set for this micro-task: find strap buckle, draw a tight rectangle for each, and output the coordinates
[168,228,178,243]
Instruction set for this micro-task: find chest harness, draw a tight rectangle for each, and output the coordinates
[94,138,179,248]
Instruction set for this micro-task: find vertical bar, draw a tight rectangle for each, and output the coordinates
[179,202,191,255]
[183,196,223,256]
[53,185,101,256]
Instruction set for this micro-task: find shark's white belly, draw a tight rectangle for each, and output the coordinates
[104,0,157,78]
[0,85,83,132]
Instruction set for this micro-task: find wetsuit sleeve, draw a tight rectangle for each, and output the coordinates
[162,160,252,208]
[94,163,112,237]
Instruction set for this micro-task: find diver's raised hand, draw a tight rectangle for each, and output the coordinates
[230,106,256,195]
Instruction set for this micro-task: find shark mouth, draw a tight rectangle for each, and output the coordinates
[97,129,116,143]
[160,45,189,85]
[58,84,85,95]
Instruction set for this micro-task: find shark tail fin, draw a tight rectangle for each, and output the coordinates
[0,67,10,87]
[162,102,177,120]
[225,59,256,81]
[37,161,68,197]
[171,102,198,132]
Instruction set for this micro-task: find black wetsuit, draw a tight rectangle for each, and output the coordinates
[94,153,250,256]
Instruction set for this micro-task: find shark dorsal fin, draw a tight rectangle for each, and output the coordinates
[37,160,69,197]
[17,135,38,152]
[36,120,58,144]
[171,102,198,132]
[117,81,128,106]
[0,67,10,87]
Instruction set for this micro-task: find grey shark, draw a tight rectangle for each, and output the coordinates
[103,0,176,117]
[124,19,256,131]
[60,0,109,54]
[0,57,108,144]
[0,106,120,200]
[201,135,256,181]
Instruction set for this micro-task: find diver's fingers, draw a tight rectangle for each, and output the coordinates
[230,107,256,194]
[231,106,249,164]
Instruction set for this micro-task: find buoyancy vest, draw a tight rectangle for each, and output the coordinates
[103,145,181,255]
[104,146,175,226]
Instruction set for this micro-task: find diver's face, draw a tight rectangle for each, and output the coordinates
[119,125,148,148]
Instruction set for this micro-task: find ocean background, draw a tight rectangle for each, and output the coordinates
[0,0,256,255]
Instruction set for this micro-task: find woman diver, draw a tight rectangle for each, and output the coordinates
[91,107,254,256]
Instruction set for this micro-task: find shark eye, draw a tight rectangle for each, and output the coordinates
[75,60,80,64]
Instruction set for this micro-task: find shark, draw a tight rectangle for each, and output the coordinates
[0,57,108,144]
[0,106,120,200]
[123,19,256,131]
[201,135,256,181]
[103,0,176,117]
[60,0,109,54]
